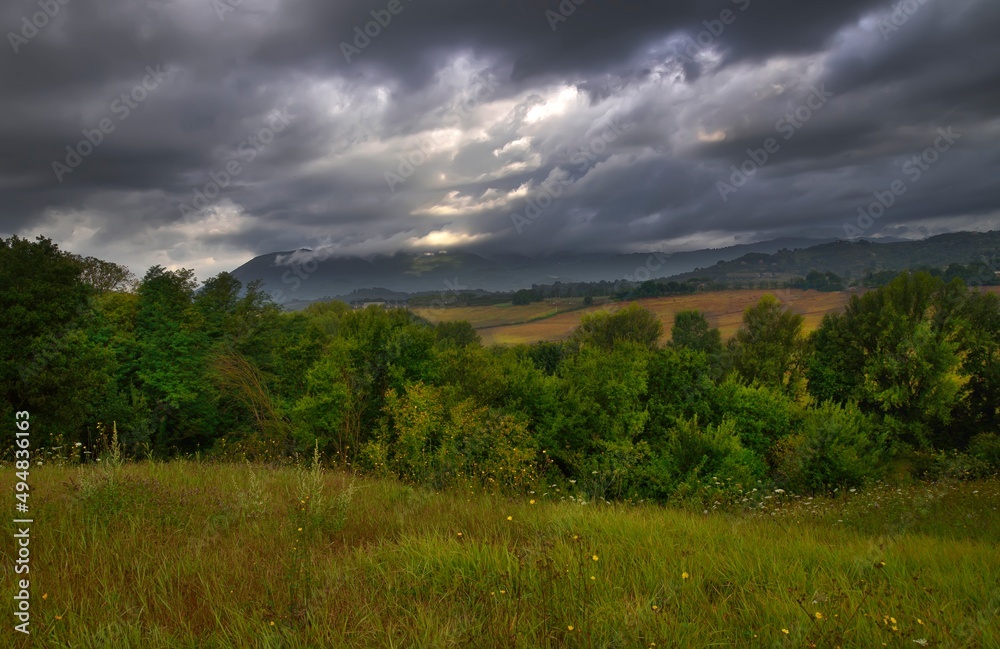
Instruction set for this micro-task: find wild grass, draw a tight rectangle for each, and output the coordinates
[1,460,997,648]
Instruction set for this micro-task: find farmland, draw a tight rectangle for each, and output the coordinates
[414,287,1000,346]
[415,290,853,346]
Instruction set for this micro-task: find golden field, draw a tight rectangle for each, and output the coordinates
[415,290,850,346]
[418,287,1000,346]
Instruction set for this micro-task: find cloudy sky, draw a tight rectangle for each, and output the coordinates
[2,0,999,280]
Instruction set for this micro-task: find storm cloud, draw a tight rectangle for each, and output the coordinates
[2,0,998,279]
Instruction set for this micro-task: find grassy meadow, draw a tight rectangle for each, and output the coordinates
[3,459,998,648]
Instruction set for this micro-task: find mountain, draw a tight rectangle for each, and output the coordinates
[668,231,1000,285]
[230,237,832,304]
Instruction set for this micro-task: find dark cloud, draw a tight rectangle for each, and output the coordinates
[0,0,997,279]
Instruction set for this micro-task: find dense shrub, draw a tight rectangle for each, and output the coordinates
[775,401,885,493]
[664,417,766,492]
[968,432,1000,471]
[709,378,799,465]
[362,383,539,492]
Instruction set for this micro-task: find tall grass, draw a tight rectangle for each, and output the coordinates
[2,460,997,648]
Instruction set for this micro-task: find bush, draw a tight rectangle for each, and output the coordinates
[363,383,539,493]
[776,401,885,493]
[710,379,799,465]
[664,417,766,495]
[968,432,1000,470]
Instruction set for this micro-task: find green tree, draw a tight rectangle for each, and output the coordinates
[807,272,963,448]
[670,310,725,376]
[951,289,1000,443]
[434,320,481,349]
[512,289,540,305]
[73,255,136,294]
[0,236,110,448]
[776,401,885,493]
[135,266,216,454]
[727,295,805,394]
[570,303,662,352]
[542,343,649,473]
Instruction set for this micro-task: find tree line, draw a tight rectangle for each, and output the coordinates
[3,236,998,500]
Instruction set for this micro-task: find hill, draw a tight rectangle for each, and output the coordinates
[670,231,1000,286]
[229,238,832,304]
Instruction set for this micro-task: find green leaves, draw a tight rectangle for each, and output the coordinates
[727,295,805,394]
[808,272,972,448]
[570,303,663,352]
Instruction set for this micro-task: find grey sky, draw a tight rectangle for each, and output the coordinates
[2,0,998,280]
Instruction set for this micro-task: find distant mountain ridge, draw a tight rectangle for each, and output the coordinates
[669,231,1000,284]
[230,237,833,303]
[230,231,1000,305]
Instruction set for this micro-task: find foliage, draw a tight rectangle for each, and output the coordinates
[4,239,1000,502]
[968,432,1000,471]
[670,310,721,354]
[775,401,886,493]
[727,295,806,394]
[543,343,649,473]
[808,272,965,448]
[663,416,767,498]
[708,378,799,465]
[364,382,538,492]
[569,303,663,352]
[511,288,542,305]
[788,270,845,292]
[434,320,481,348]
